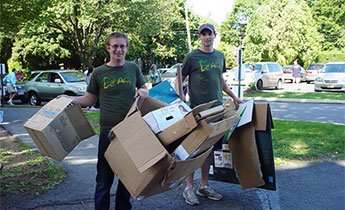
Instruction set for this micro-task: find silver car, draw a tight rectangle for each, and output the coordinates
[314,62,345,92]
[25,70,87,105]
[254,62,284,90]
[305,63,325,84]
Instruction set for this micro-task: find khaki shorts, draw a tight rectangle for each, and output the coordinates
[6,83,17,93]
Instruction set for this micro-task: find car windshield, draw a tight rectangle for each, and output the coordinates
[307,64,324,70]
[324,64,345,73]
[60,71,85,82]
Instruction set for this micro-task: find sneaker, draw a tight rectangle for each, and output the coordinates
[183,187,199,206]
[196,185,222,201]
[8,101,14,106]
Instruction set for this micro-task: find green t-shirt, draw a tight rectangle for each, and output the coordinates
[182,49,226,108]
[88,62,146,131]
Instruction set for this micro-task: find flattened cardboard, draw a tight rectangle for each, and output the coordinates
[229,124,265,189]
[209,102,276,191]
[24,97,95,161]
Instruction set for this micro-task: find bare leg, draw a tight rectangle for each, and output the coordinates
[200,154,211,187]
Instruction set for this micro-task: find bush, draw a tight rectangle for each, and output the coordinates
[317,50,345,63]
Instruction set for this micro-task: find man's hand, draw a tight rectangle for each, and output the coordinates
[135,88,149,98]
[233,96,243,109]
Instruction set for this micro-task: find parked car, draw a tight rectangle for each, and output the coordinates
[254,62,284,90]
[314,62,345,92]
[224,63,255,87]
[305,63,325,84]
[282,65,306,83]
[25,70,87,106]
[1,82,27,104]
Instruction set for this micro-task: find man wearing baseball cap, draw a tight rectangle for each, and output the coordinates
[176,23,243,206]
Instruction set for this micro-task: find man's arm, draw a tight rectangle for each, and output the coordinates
[221,76,243,107]
[134,84,149,98]
[57,92,98,107]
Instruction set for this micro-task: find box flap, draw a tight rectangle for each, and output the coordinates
[194,105,224,121]
[237,99,254,127]
[253,103,268,131]
[190,100,218,117]
[157,112,197,146]
[162,146,213,185]
[64,104,95,139]
[113,112,168,173]
[23,97,74,131]
[229,123,265,189]
[126,97,168,119]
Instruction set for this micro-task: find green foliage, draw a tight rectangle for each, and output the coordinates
[244,0,321,67]
[308,0,345,50]
[317,50,345,63]
[217,43,238,68]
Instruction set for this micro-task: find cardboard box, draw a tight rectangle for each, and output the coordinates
[105,114,212,199]
[209,101,276,191]
[143,101,191,134]
[172,108,241,160]
[24,97,95,161]
[105,97,238,199]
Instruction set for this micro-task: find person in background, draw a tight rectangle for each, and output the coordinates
[86,66,94,84]
[175,23,243,206]
[2,68,18,106]
[149,64,162,87]
[291,59,302,90]
[58,32,148,210]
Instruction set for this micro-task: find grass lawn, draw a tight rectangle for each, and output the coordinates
[243,91,345,100]
[84,113,345,165]
[0,132,67,200]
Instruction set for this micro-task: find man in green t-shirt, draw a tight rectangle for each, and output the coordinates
[176,23,243,206]
[58,32,148,210]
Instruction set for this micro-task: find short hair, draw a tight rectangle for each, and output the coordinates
[12,68,17,72]
[106,32,129,46]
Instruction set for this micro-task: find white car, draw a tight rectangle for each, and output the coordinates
[224,64,255,88]
[254,62,284,90]
[314,62,345,92]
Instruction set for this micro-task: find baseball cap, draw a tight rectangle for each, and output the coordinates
[198,23,216,34]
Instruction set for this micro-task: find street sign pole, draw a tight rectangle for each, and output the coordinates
[238,48,242,99]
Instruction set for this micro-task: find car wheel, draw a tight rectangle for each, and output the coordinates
[256,80,263,90]
[307,81,311,84]
[29,92,41,106]
[276,80,283,90]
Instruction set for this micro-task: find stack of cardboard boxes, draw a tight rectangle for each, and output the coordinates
[104,96,241,199]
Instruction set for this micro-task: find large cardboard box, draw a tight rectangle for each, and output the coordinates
[209,101,276,191]
[105,97,238,199]
[24,97,95,161]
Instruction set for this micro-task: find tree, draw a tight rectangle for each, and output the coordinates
[243,0,321,67]
[308,0,345,50]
